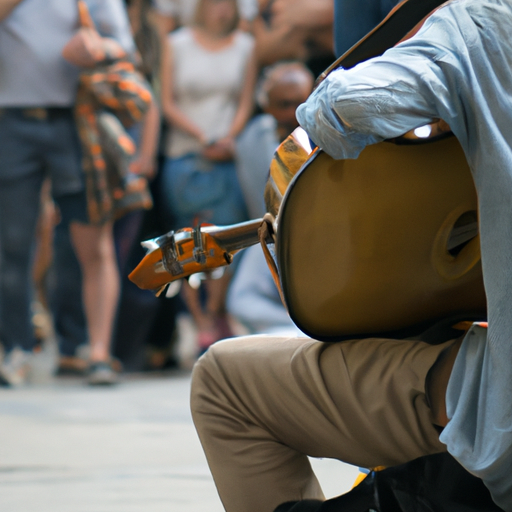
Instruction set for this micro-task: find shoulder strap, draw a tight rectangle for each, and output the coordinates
[77,0,95,30]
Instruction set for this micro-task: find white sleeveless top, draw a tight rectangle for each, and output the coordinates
[164,27,254,158]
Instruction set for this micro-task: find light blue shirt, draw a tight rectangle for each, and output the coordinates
[0,0,134,107]
[297,0,512,509]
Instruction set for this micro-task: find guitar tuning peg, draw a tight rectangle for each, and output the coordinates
[141,239,159,253]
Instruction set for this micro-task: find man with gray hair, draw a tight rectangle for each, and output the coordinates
[235,61,313,219]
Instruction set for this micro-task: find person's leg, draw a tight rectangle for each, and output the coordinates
[181,279,216,351]
[0,172,44,385]
[204,269,234,340]
[204,270,231,318]
[0,173,43,354]
[0,110,46,361]
[69,220,120,366]
[191,335,451,512]
[49,221,88,361]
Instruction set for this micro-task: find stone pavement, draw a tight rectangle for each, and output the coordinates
[0,367,360,512]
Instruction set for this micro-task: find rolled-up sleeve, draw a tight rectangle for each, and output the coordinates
[296,34,453,159]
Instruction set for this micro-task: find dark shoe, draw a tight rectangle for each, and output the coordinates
[55,356,89,376]
[88,361,118,386]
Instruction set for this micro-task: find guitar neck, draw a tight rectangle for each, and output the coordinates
[201,218,265,255]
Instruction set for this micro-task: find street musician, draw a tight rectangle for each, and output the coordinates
[190,0,512,510]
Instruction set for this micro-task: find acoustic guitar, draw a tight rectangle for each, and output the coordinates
[129,0,486,340]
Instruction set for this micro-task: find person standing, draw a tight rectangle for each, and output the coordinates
[0,0,135,385]
[159,0,257,354]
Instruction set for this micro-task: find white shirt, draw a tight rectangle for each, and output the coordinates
[164,27,254,158]
[0,0,134,107]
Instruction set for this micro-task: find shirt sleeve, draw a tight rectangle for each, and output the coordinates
[296,35,451,159]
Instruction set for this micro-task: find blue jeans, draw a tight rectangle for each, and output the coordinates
[48,222,87,357]
[0,108,84,352]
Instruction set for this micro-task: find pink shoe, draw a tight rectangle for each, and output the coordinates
[197,330,217,356]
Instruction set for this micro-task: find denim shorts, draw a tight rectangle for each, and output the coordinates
[54,190,89,225]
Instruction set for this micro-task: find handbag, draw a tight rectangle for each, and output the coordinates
[274,453,504,512]
[63,0,154,224]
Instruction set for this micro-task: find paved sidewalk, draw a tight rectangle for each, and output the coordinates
[0,369,359,512]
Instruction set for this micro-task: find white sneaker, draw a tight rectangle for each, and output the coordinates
[0,348,33,387]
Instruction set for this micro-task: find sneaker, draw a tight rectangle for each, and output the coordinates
[0,348,33,387]
[87,361,118,386]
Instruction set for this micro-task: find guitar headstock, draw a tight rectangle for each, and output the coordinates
[128,225,233,295]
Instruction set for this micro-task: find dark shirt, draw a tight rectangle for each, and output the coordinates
[333,0,399,57]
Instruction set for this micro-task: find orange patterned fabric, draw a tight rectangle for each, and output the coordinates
[74,0,152,224]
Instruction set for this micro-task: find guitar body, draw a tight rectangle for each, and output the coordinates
[275,135,486,340]
[129,0,486,339]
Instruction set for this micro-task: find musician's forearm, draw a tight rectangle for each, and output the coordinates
[296,52,440,160]
[0,0,24,21]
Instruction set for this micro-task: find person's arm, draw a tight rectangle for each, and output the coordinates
[271,0,334,30]
[130,98,160,180]
[253,0,334,66]
[252,14,307,66]
[160,37,207,144]
[228,49,259,139]
[63,0,138,68]
[90,0,136,54]
[153,12,177,43]
[203,46,259,161]
[296,44,446,160]
[0,0,24,21]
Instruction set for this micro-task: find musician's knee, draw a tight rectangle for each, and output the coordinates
[190,338,241,418]
[190,336,280,420]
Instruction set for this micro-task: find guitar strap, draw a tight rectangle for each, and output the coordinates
[258,214,288,310]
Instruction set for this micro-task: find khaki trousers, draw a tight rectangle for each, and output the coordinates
[191,335,452,512]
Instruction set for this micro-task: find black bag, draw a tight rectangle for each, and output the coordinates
[275,453,504,512]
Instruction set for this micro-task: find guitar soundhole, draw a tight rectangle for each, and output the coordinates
[447,211,478,257]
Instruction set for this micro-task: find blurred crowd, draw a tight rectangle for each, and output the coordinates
[0,0,396,387]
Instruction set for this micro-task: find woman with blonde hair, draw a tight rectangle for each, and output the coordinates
[160,0,257,354]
